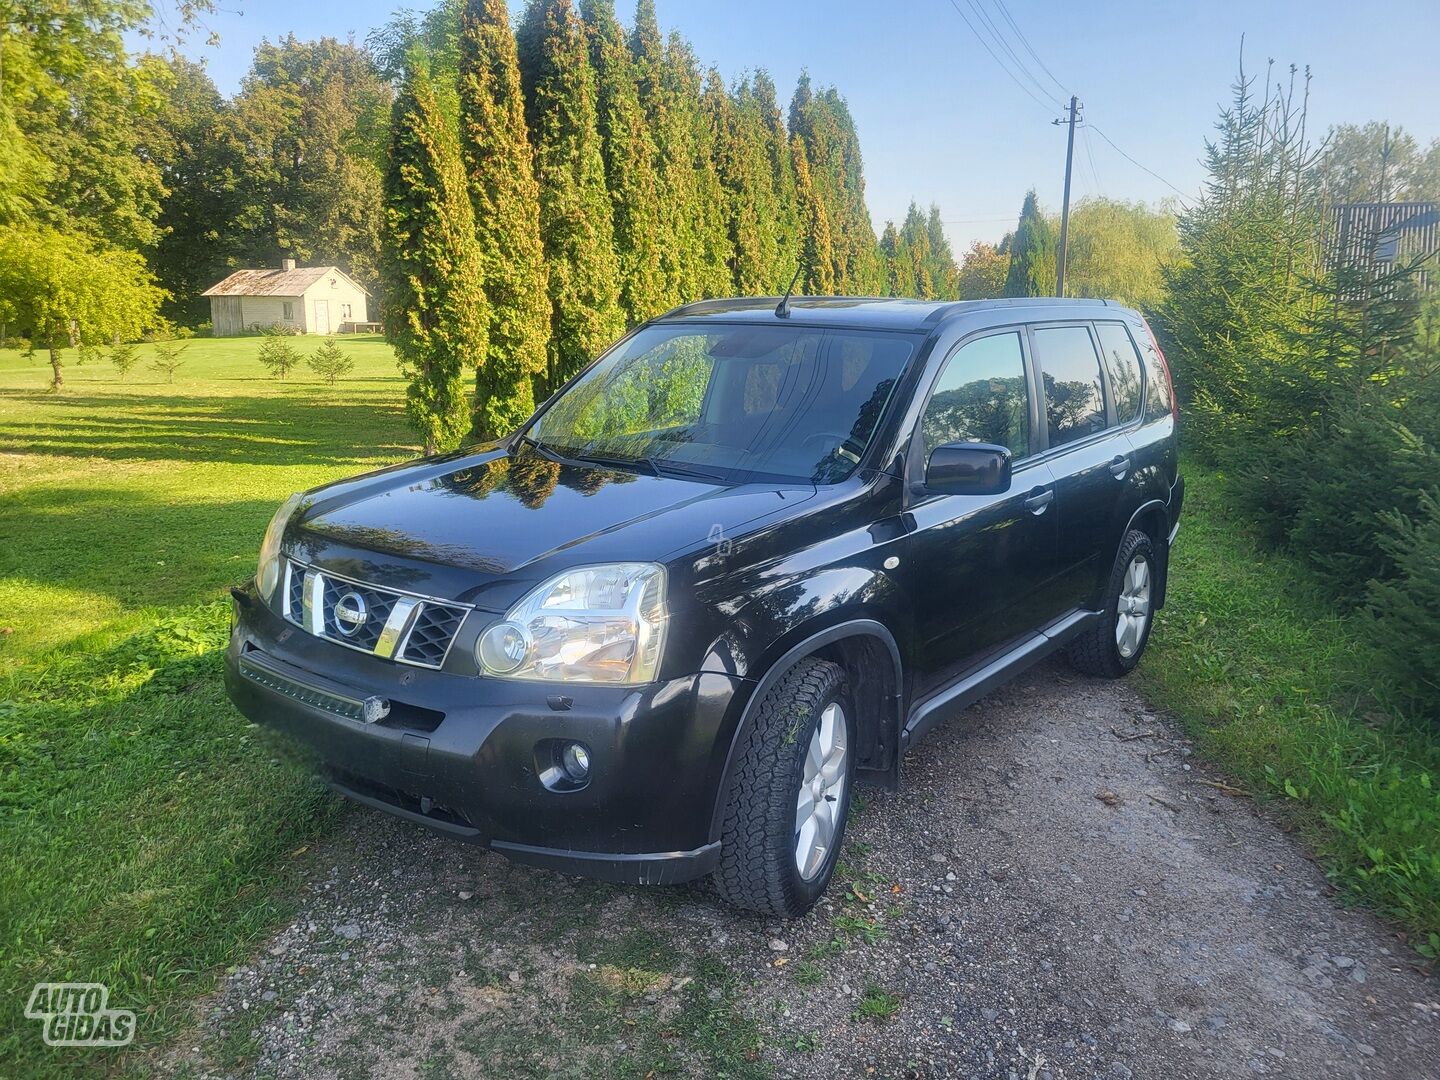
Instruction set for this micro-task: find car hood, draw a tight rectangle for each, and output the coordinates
[286,444,816,611]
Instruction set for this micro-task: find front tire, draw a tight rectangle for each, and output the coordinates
[713,658,855,918]
[1067,529,1157,678]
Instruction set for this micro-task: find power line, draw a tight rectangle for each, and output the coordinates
[942,0,1058,115]
[1082,123,1102,192]
[1087,122,1192,201]
[963,0,1065,109]
[990,0,1073,101]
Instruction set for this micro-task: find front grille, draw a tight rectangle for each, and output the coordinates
[281,560,469,669]
[401,604,466,666]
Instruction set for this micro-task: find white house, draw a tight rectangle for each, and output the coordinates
[202,260,371,336]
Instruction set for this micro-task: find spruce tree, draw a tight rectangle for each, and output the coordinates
[1002,189,1057,298]
[581,0,666,325]
[792,135,835,295]
[381,58,490,454]
[517,0,624,391]
[459,0,552,439]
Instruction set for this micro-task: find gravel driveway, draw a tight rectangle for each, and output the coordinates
[158,661,1438,1079]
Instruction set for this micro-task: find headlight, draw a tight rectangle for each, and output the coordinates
[475,563,667,684]
[256,492,306,604]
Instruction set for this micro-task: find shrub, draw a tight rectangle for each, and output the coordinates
[109,344,141,380]
[257,331,302,380]
[148,341,187,383]
[306,338,354,384]
[1368,488,1440,718]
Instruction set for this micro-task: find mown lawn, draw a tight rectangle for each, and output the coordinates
[0,336,414,1075]
[1140,465,1440,954]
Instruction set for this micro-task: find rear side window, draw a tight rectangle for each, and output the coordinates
[920,332,1030,458]
[1095,322,1144,423]
[1032,325,1106,446]
[1137,326,1173,418]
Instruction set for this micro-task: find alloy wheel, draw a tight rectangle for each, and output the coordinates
[794,701,848,880]
[1115,553,1152,659]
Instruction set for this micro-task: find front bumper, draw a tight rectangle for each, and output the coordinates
[225,591,741,884]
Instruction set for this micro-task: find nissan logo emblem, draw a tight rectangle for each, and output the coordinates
[333,591,368,636]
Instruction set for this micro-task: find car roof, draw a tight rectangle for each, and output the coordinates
[656,295,1141,333]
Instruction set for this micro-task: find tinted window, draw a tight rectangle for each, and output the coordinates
[1095,322,1143,423]
[1137,326,1173,418]
[920,332,1029,458]
[1032,325,1105,446]
[529,324,914,484]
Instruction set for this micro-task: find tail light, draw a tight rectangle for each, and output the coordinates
[1142,319,1178,423]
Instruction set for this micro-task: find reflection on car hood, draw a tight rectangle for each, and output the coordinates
[286,444,815,608]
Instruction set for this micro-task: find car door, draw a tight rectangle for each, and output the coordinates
[903,328,1061,697]
[1028,322,1132,610]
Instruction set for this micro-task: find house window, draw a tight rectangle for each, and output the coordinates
[341,304,352,320]
[282,301,294,321]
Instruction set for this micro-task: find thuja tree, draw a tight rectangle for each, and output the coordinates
[580,0,666,326]
[1002,190,1056,298]
[380,57,489,454]
[458,0,551,438]
[517,0,623,391]
[792,134,835,295]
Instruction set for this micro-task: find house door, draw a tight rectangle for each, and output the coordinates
[313,300,330,336]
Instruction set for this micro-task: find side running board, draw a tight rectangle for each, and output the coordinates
[901,608,1101,752]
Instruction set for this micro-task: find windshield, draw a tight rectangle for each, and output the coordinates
[526,323,917,484]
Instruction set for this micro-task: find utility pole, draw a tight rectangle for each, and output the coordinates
[1053,95,1080,297]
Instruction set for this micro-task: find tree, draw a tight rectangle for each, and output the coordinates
[458,0,551,438]
[381,57,490,453]
[1002,190,1056,298]
[1065,197,1179,309]
[109,343,142,380]
[925,204,958,299]
[706,70,780,296]
[880,221,916,297]
[792,135,835,295]
[898,202,936,299]
[149,341,188,382]
[1317,122,1440,205]
[517,0,623,391]
[257,330,303,380]
[665,37,731,299]
[580,0,666,324]
[140,54,244,325]
[0,224,165,389]
[751,70,801,288]
[956,241,1008,300]
[225,37,391,292]
[307,337,355,384]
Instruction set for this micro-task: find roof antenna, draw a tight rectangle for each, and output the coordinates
[775,262,803,319]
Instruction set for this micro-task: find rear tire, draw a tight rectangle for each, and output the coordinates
[713,658,854,918]
[1067,529,1157,678]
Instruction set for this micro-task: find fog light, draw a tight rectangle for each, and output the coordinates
[560,742,590,782]
[476,620,531,675]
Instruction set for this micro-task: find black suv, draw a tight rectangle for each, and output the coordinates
[226,296,1182,917]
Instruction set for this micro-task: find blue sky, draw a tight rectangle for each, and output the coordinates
[175,0,1440,251]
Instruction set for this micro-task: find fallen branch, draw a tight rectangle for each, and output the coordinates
[1193,778,1250,797]
[1111,727,1160,742]
[1147,793,1183,814]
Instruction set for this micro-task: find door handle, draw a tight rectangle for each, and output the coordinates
[1109,455,1131,480]
[1023,488,1054,515]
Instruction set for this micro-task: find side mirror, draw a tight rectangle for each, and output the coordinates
[925,442,1012,495]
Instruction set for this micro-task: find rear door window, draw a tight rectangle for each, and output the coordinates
[1031,325,1106,447]
[1094,321,1144,424]
[919,331,1030,458]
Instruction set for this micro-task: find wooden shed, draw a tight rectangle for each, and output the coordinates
[202,260,371,336]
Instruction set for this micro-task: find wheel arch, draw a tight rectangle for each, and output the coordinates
[706,619,904,844]
[1122,498,1171,608]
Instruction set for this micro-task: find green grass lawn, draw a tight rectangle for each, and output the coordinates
[2,339,1436,1072]
[1139,466,1440,953]
[0,335,415,1075]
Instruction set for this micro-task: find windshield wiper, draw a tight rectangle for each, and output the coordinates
[516,433,563,462]
[566,451,660,477]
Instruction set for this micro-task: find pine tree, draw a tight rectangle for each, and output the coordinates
[1003,189,1056,298]
[458,0,551,439]
[792,135,834,295]
[517,0,624,392]
[380,58,490,454]
[581,0,666,325]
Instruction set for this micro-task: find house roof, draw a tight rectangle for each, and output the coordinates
[202,266,369,297]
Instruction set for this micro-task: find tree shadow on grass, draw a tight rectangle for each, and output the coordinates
[0,389,417,467]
